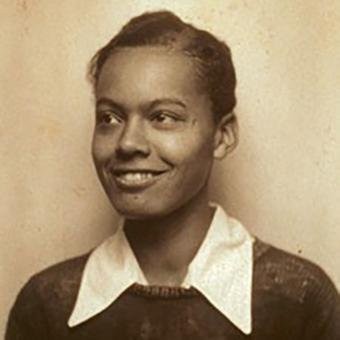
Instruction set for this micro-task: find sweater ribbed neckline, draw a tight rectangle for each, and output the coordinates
[130,283,198,298]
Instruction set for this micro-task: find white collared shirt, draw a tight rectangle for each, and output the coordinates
[68,204,254,334]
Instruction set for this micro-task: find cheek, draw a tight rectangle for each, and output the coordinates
[92,132,115,164]
[154,131,214,167]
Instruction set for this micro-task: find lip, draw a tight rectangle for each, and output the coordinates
[109,169,169,191]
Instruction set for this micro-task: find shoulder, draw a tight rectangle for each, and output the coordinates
[21,253,90,309]
[10,254,89,318]
[6,253,91,339]
[25,253,89,297]
[253,239,340,338]
[254,239,337,286]
[253,238,338,301]
[253,239,339,335]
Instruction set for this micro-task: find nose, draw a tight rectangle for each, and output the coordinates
[116,116,150,159]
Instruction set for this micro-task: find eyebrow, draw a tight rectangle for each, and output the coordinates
[148,98,187,110]
[96,98,124,112]
[96,97,187,112]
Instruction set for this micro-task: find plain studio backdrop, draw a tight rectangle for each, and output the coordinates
[1,0,339,337]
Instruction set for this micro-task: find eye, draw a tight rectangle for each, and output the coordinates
[154,114,176,123]
[150,111,184,128]
[97,110,123,126]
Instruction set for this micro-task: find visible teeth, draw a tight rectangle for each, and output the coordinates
[117,172,155,182]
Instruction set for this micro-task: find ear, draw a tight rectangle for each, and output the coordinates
[213,112,238,159]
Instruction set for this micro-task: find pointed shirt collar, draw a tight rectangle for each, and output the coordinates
[68,204,254,334]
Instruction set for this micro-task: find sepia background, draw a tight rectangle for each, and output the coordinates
[1,0,339,336]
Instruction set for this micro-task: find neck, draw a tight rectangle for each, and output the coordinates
[124,188,214,286]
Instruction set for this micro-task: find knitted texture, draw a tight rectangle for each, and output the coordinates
[6,240,340,340]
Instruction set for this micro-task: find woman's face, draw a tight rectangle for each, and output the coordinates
[92,46,220,219]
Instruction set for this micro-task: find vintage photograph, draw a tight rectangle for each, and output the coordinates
[1,1,339,339]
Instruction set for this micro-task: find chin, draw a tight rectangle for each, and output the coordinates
[110,195,178,220]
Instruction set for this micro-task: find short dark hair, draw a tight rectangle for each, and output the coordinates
[89,11,237,122]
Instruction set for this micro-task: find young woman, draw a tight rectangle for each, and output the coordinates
[6,11,339,340]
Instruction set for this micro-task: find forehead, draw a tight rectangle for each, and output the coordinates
[95,46,204,101]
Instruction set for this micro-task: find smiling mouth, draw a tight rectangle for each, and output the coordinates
[110,170,168,190]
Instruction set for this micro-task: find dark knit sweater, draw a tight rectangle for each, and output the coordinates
[6,240,340,340]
